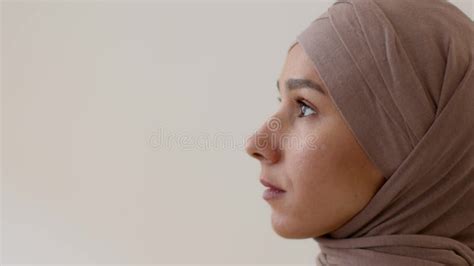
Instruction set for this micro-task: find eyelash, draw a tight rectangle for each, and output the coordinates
[277,97,317,118]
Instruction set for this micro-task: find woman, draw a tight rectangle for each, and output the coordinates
[245,0,474,264]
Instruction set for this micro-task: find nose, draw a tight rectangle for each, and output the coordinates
[245,116,282,164]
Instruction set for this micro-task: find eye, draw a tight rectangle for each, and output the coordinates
[296,99,317,117]
[277,97,282,103]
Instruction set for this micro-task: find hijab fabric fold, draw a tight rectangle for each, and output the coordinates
[289,0,474,264]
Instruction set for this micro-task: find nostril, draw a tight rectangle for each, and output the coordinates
[252,152,264,160]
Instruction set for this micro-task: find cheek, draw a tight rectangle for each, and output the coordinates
[272,116,379,237]
[286,135,331,196]
[285,123,357,207]
[281,137,346,232]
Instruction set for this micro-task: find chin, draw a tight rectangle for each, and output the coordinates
[271,214,326,239]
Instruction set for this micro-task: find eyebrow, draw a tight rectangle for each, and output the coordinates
[277,78,326,96]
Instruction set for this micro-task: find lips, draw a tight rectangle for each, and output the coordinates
[260,178,285,192]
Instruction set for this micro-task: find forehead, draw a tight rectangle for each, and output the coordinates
[279,43,321,83]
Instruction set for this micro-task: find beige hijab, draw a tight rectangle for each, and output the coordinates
[290,0,474,264]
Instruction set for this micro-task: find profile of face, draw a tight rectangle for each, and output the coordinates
[245,43,386,239]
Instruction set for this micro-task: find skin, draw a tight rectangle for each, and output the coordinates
[245,43,386,239]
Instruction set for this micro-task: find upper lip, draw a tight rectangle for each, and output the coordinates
[260,178,285,191]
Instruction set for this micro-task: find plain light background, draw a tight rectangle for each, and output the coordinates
[1,0,473,264]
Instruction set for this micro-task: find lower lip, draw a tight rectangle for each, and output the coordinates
[263,188,286,200]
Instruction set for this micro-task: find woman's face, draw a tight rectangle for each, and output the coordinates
[245,43,386,239]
